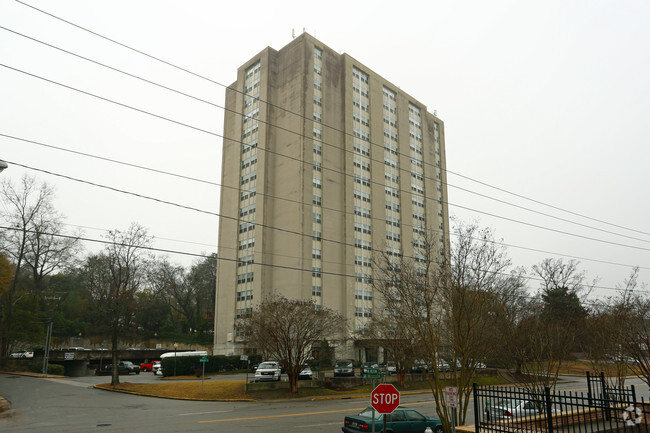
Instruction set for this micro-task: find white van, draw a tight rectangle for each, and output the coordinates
[159,351,208,376]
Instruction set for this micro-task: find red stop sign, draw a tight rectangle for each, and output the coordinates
[371,383,400,414]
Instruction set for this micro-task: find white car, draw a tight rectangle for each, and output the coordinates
[152,361,162,375]
[10,350,34,358]
[254,361,282,382]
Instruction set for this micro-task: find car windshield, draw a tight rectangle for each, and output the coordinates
[258,362,277,369]
[358,407,383,419]
[336,361,352,367]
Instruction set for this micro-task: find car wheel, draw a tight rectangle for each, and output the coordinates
[136,371,140,375]
[434,426,444,433]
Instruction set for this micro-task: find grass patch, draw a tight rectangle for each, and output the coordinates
[95,380,252,401]
[93,373,512,401]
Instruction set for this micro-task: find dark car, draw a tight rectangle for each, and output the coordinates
[102,361,140,375]
[343,406,443,433]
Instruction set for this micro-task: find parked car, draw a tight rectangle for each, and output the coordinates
[360,362,379,376]
[409,359,429,374]
[382,361,397,375]
[484,398,554,420]
[9,350,34,359]
[103,361,140,375]
[152,361,162,375]
[298,365,313,380]
[334,360,355,377]
[140,360,160,372]
[343,406,443,433]
[436,359,450,372]
[254,361,281,382]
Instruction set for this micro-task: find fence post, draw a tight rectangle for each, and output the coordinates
[631,384,637,403]
[545,386,554,433]
[587,371,593,407]
[473,383,480,433]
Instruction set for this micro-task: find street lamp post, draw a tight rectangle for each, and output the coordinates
[173,343,178,377]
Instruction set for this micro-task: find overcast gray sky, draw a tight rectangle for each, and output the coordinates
[1,0,648,300]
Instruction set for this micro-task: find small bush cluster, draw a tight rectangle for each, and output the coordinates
[27,362,65,376]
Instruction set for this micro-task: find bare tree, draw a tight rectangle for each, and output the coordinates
[0,176,80,358]
[608,268,650,387]
[240,295,346,394]
[514,258,592,394]
[366,310,416,387]
[372,220,525,431]
[83,223,152,385]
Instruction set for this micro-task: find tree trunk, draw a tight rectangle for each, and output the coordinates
[288,373,298,394]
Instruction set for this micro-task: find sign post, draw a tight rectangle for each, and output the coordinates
[199,356,209,394]
[445,386,458,433]
[371,383,400,433]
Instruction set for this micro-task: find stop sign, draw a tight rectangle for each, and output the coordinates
[371,383,400,414]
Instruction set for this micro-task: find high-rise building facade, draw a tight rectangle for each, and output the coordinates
[214,33,449,359]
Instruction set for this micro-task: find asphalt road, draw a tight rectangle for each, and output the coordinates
[2,372,647,433]
[0,372,440,432]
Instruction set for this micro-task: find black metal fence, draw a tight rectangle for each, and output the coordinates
[473,380,649,433]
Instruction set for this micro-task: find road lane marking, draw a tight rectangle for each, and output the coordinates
[199,400,436,424]
[178,410,232,416]
[295,422,343,428]
[199,407,366,423]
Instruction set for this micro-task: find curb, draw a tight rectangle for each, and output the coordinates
[92,384,257,402]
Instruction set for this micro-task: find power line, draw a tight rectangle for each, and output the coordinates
[0,223,643,298]
[14,0,649,239]
[4,25,648,248]
[7,156,650,283]
[4,133,649,273]
[4,65,650,255]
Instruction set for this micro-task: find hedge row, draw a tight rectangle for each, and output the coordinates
[160,354,262,377]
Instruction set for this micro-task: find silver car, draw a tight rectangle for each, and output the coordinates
[254,361,281,382]
[484,398,547,420]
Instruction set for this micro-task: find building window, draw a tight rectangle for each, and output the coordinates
[312,267,322,278]
[312,230,322,241]
[355,307,372,318]
[313,195,321,206]
[313,178,322,189]
[312,285,322,296]
[236,290,253,302]
[312,249,322,260]
[313,212,322,224]
[355,289,373,301]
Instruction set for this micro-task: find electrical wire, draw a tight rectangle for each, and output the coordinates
[3,133,649,273]
[2,24,647,247]
[13,0,649,239]
[1,224,644,302]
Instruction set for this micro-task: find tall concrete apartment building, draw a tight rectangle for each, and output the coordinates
[214,33,449,360]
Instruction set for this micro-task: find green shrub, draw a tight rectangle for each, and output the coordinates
[161,355,256,377]
[28,362,64,375]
